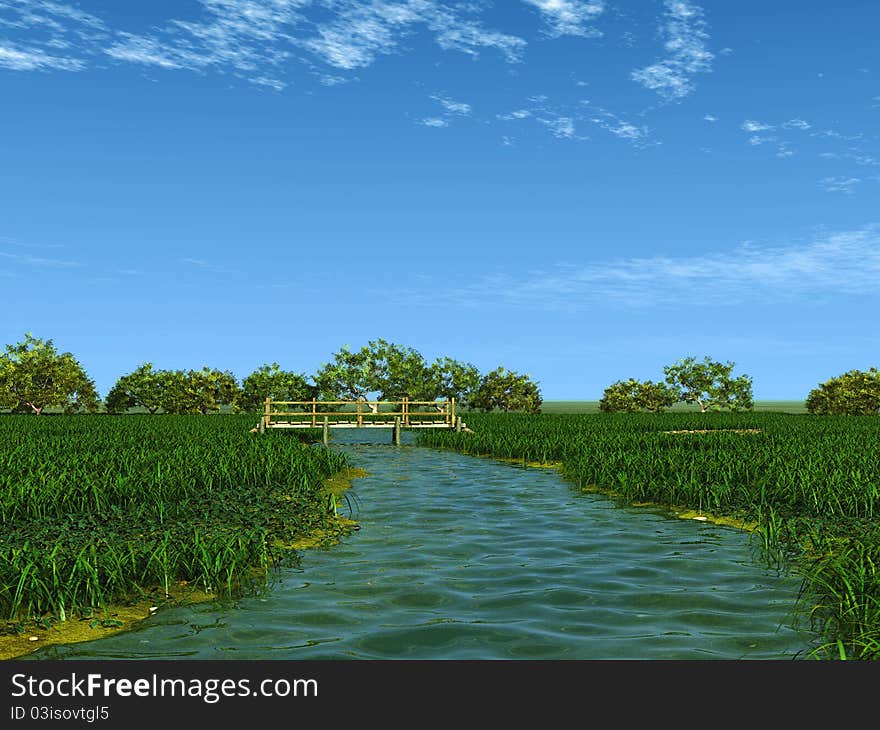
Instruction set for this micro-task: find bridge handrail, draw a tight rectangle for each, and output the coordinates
[262,397,455,429]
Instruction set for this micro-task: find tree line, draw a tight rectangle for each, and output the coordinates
[0,335,542,415]
[1,334,878,415]
[598,355,880,415]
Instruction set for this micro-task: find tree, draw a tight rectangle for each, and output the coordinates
[470,367,542,413]
[159,367,240,414]
[663,356,753,412]
[0,333,99,414]
[315,340,434,412]
[239,363,317,412]
[429,357,481,407]
[599,378,677,413]
[105,363,166,414]
[805,368,880,415]
[314,345,376,404]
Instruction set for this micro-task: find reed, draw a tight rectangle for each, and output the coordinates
[0,414,350,624]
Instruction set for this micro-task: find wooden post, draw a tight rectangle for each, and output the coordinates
[264,397,271,431]
[322,416,329,446]
[357,398,363,427]
[450,397,455,427]
[258,417,265,434]
[393,416,401,445]
[403,397,409,427]
[455,416,462,433]
[311,398,316,428]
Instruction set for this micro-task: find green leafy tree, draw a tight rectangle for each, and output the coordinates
[315,340,434,411]
[314,345,376,403]
[470,367,542,413]
[105,363,167,414]
[805,368,880,415]
[368,339,434,401]
[159,367,240,414]
[663,356,753,412]
[429,357,481,407]
[0,333,99,414]
[239,363,317,412]
[599,378,677,413]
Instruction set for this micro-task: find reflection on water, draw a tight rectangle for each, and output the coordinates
[28,429,817,660]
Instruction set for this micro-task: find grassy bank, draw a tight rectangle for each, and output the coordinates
[0,414,355,655]
[418,412,880,659]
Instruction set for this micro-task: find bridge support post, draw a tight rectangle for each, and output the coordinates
[322,416,329,446]
[455,416,462,433]
[392,416,401,445]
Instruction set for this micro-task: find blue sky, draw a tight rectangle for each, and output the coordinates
[1,0,878,401]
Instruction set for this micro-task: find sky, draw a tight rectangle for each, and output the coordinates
[1,0,878,401]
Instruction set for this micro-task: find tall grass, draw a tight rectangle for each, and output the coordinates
[419,412,880,659]
[0,414,349,623]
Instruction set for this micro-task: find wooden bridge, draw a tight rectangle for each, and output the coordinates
[252,397,469,443]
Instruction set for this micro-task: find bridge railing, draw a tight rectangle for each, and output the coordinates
[262,397,455,430]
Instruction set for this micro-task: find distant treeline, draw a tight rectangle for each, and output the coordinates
[1,334,877,415]
[0,335,541,415]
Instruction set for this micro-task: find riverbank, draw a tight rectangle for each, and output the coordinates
[0,415,358,660]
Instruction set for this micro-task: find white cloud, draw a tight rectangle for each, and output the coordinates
[748,134,775,146]
[420,117,448,127]
[741,119,773,132]
[587,107,653,146]
[400,227,880,310]
[782,118,811,130]
[631,0,714,100]
[0,40,83,69]
[703,113,717,122]
[538,115,576,139]
[430,93,471,115]
[497,109,532,120]
[0,249,80,267]
[0,0,107,70]
[522,0,604,38]
[820,177,860,194]
[301,1,526,70]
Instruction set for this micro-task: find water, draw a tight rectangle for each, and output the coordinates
[28,430,817,660]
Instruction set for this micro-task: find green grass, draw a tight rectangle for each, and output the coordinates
[418,411,880,659]
[0,414,351,625]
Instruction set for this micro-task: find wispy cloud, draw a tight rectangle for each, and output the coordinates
[538,114,578,139]
[299,1,526,71]
[430,92,471,116]
[782,118,811,130]
[522,0,604,38]
[820,176,861,194]
[181,256,233,274]
[0,0,107,70]
[741,119,774,133]
[0,250,79,267]
[631,0,713,100]
[582,103,653,147]
[420,116,448,127]
[397,227,880,310]
[2,0,528,87]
